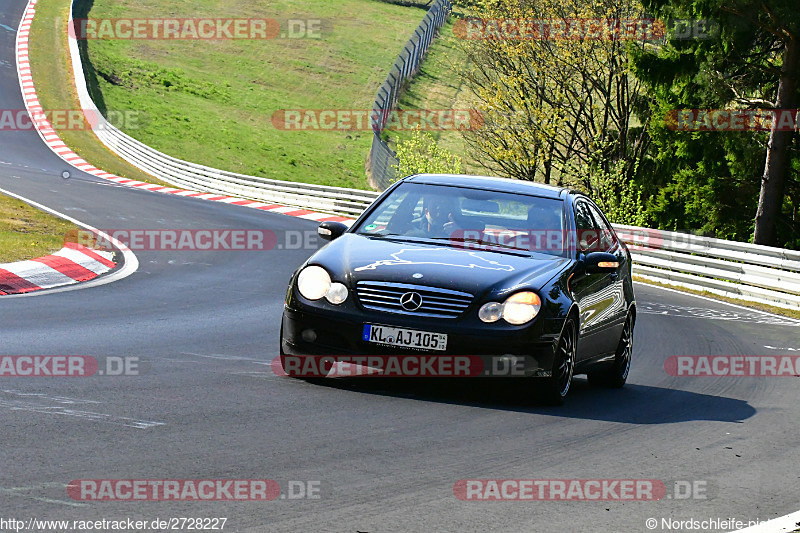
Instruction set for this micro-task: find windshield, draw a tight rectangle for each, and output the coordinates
[354,182,568,257]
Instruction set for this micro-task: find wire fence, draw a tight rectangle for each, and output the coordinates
[367,0,453,191]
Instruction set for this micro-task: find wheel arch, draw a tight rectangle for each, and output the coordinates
[565,302,581,339]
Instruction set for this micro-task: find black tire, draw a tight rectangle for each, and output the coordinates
[588,312,633,388]
[538,318,577,406]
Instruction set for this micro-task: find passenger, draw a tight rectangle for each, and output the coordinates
[526,203,564,253]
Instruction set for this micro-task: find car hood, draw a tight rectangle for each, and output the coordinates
[309,234,571,298]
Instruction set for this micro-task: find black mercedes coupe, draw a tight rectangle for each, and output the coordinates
[280,174,636,404]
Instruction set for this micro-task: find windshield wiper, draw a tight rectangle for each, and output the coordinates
[361,234,533,256]
[360,233,441,245]
[426,236,536,256]
[429,236,526,251]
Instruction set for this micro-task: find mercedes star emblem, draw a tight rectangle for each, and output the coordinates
[399,292,423,311]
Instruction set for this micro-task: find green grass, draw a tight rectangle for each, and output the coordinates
[0,194,77,263]
[4,0,166,262]
[80,0,431,189]
[29,0,169,185]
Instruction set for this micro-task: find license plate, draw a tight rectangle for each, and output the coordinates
[363,324,447,351]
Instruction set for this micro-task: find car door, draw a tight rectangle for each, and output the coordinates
[585,201,627,345]
[570,199,623,360]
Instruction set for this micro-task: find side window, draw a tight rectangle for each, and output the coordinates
[574,201,600,253]
[585,203,617,252]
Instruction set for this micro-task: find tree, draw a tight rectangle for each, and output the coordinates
[633,0,799,246]
[586,159,650,226]
[393,129,463,177]
[456,0,653,193]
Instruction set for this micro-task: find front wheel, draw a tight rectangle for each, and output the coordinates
[538,318,577,405]
[588,312,633,388]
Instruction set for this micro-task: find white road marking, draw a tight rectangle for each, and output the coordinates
[638,301,798,326]
[0,391,164,429]
[230,371,281,379]
[181,352,265,362]
[634,282,800,326]
[0,483,87,508]
[730,509,800,532]
[0,400,165,429]
[1,390,102,404]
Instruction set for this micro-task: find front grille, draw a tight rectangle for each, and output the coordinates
[356,281,473,319]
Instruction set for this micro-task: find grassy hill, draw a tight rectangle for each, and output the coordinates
[81,0,431,189]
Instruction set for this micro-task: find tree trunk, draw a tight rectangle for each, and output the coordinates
[753,38,799,246]
[543,143,554,185]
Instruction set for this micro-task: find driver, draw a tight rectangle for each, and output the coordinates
[408,194,462,237]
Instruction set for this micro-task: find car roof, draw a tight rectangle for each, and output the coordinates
[403,174,569,200]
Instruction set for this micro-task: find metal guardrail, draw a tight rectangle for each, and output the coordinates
[63,2,798,310]
[367,0,453,191]
[614,225,800,310]
[67,2,380,217]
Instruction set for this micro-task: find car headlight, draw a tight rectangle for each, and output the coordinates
[325,282,348,304]
[478,302,503,323]
[502,292,541,325]
[479,291,541,325]
[296,266,348,304]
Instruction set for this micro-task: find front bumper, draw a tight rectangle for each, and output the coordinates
[280,300,562,377]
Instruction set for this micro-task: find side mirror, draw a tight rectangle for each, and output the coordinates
[318,221,348,241]
[583,251,620,274]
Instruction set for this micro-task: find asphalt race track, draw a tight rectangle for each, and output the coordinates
[1,1,799,531]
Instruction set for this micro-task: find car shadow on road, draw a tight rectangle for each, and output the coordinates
[305,377,757,424]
